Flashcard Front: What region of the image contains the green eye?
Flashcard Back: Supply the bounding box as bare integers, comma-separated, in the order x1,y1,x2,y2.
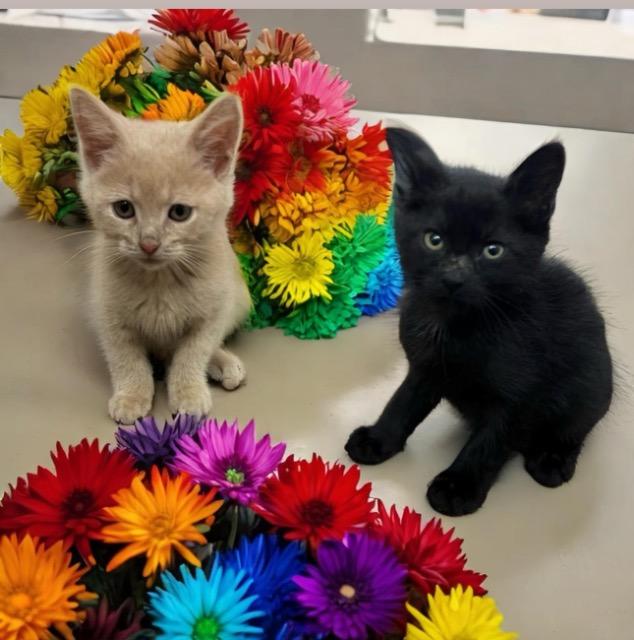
483,243,505,260
423,231,444,251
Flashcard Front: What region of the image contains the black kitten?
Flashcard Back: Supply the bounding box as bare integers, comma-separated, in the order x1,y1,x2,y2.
345,128,613,516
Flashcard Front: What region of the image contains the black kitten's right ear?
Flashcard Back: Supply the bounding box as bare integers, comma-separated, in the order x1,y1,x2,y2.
386,127,446,195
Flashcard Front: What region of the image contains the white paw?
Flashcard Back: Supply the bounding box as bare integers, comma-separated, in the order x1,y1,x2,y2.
109,392,153,425
169,382,213,418
209,355,246,391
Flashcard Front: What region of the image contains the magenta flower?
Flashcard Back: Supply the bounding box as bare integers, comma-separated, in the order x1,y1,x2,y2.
171,419,286,505
272,60,358,142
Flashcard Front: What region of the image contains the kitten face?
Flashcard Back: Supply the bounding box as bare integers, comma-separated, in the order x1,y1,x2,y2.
386,128,565,317
70,89,243,270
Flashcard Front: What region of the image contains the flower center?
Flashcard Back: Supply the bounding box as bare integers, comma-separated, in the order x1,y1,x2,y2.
62,489,95,518
193,616,221,640
235,160,253,181
301,93,321,114
300,499,334,527
6,591,33,615
257,107,273,127
292,257,317,280
339,584,356,599
225,467,245,485
148,514,173,539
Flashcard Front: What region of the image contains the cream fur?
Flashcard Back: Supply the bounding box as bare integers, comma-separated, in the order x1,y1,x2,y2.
70,88,250,424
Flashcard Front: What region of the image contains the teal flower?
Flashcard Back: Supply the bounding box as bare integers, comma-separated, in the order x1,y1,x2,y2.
149,561,263,639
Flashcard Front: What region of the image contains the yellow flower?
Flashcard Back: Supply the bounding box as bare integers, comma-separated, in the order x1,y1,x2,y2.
19,185,58,223
142,84,206,121
406,586,518,640
57,63,101,96
0,130,41,194
20,85,68,145
263,232,334,306
0,534,92,640
100,466,222,578
81,31,144,90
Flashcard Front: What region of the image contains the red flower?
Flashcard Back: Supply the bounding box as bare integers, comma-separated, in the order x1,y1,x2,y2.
233,142,293,225
0,439,136,563
253,454,375,548
287,140,340,193
372,501,487,597
230,67,302,149
149,9,249,40
340,122,393,188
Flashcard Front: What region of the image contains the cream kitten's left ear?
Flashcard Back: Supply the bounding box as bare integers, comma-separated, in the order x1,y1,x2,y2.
70,87,124,171
189,93,244,178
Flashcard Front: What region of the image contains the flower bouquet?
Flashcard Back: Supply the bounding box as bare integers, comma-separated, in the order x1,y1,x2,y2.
0,415,517,640
0,9,403,339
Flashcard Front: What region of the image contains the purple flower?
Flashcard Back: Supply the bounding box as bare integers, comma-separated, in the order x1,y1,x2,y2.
115,414,202,468
171,419,286,505
294,533,407,640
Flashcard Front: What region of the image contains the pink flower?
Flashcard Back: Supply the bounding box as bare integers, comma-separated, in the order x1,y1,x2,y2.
272,60,358,142
171,419,286,505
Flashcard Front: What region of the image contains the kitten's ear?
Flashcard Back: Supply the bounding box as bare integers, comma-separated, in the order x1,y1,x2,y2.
69,87,123,171
189,93,243,178
505,141,565,228
386,127,446,196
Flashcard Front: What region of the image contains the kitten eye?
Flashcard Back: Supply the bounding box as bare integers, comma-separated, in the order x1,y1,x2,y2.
483,243,505,260
112,200,135,219
168,203,193,222
423,231,444,251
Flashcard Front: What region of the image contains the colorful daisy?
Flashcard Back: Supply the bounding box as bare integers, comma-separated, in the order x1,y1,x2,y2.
273,60,357,142
20,84,68,145
149,560,262,639
406,586,518,640
295,533,407,639
100,466,222,577
172,418,286,505
0,130,42,194
0,439,136,564
142,83,206,121
253,454,375,548
0,534,92,640
149,8,250,41
19,184,59,223
262,232,335,307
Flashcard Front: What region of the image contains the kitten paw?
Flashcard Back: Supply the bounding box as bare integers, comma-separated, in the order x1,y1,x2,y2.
109,392,152,425
426,471,488,517
208,353,246,391
169,383,213,418
345,426,403,465
524,450,577,488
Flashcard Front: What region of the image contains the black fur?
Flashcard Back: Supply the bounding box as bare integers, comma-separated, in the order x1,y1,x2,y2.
345,129,613,516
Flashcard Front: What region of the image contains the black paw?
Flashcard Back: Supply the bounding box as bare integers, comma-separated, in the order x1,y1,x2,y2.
345,426,403,465
524,450,577,488
426,471,488,516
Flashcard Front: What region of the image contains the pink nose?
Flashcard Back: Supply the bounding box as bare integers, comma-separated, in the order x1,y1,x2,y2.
140,240,160,256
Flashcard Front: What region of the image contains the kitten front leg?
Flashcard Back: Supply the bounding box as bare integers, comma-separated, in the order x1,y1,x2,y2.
345,369,441,465
101,325,154,424
427,417,512,516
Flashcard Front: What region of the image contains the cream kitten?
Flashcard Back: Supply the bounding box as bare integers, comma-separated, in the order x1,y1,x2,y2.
70,88,250,424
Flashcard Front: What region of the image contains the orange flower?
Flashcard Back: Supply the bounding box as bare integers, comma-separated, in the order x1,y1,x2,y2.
142,84,206,121
100,466,221,578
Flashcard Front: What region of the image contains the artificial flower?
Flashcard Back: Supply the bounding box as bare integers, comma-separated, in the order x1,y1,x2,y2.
262,232,335,306
20,84,68,145
406,586,518,640
149,560,262,639
230,66,301,149
372,502,487,597
0,130,41,194
253,454,374,548
245,28,318,68
142,83,206,121
73,598,144,640
100,466,222,577
115,413,203,469
273,60,357,142
172,418,286,505
295,533,407,640
0,534,91,640
0,439,136,564
19,184,59,223
221,534,306,636
149,8,250,41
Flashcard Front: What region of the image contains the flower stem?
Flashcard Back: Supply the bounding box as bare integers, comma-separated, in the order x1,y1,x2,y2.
228,505,239,549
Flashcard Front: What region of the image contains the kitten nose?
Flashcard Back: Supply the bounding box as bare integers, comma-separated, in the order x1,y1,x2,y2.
139,240,160,255
441,274,464,293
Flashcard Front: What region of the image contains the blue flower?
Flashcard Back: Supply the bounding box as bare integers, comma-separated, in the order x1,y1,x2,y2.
149,560,263,639
115,413,202,468
220,534,307,639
